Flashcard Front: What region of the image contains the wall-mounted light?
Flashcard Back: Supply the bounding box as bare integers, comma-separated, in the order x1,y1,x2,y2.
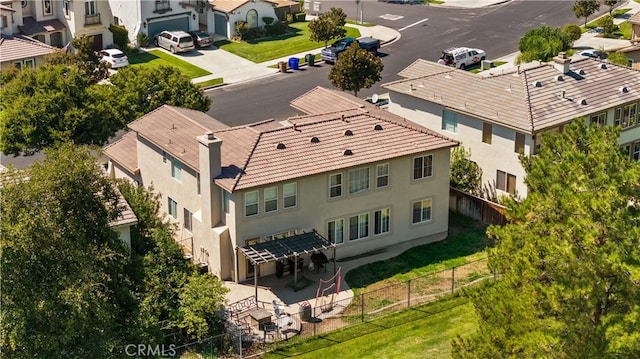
192,13,196,20
143,21,146,28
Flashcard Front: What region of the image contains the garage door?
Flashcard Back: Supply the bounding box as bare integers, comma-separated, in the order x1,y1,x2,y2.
214,13,227,37
147,16,190,38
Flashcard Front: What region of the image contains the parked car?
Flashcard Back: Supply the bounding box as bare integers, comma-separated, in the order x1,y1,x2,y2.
321,37,381,63
154,30,195,54
437,47,486,70
188,31,214,48
100,49,129,69
579,49,607,60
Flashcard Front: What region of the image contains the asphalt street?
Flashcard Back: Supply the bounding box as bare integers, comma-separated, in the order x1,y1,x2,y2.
206,0,603,126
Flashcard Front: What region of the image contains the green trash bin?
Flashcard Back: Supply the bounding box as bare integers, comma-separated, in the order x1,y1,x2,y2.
305,54,315,67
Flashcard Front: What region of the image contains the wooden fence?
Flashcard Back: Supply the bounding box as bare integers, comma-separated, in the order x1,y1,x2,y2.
449,187,506,226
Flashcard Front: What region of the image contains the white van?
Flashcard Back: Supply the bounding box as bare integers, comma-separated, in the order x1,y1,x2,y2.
154,31,195,54
437,47,486,70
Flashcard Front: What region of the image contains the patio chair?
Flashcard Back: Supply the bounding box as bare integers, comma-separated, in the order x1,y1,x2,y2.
272,299,288,317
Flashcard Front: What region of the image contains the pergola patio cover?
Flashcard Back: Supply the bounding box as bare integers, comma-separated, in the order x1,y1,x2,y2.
239,230,335,265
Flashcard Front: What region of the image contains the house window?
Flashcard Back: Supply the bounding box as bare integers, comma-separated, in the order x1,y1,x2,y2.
283,183,296,208
196,173,201,195
85,0,96,16
162,151,168,163
412,199,432,224
349,167,370,194
376,163,389,188
496,170,517,194
222,189,230,214
442,110,457,133
183,208,192,231
1,15,7,29
264,186,277,213
374,208,390,235
265,230,296,242
168,197,177,218
43,0,52,15
155,0,170,11
24,59,34,68
64,0,69,16
482,123,492,144
632,142,640,161
614,107,622,127
349,213,369,240
171,158,182,182
514,133,525,154
590,113,606,126
329,173,342,198
413,155,433,180
12,61,21,70
245,190,258,216
622,103,637,128
328,219,344,244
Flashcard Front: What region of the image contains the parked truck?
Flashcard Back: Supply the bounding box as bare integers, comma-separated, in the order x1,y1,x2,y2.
321,37,381,64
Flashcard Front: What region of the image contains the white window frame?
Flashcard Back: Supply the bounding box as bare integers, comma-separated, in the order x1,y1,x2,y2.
496,170,517,194
413,154,433,180
376,163,389,188
348,167,370,195
349,213,369,241
283,182,297,208
171,157,182,182
85,0,96,16
196,173,201,195
328,218,344,244
329,173,343,199
168,197,177,219
264,186,278,213
374,208,390,235
264,229,296,242
412,199,432,224
442,109,457,133
244,190,259,217
183,208,192,232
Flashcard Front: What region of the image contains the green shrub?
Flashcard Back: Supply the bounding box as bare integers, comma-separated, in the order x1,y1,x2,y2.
136,33,150,48
286,13,294,23
262,16,274,25
295,12,306,22
265,20,288,36
109,24,129,49
562,23,582,44
598,15,615,36
235,21,249,39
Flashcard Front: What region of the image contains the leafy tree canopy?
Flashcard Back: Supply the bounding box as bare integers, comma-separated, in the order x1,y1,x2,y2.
517,25,571,64
604,0,619,14
450,146,483,196
607,51,631,67
308,7,347,47
574,0,601,26
46,35,110,84
328,43,383,97
561,23,582,44
453,120,640,358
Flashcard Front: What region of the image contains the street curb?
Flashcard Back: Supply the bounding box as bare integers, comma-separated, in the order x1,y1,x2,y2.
428,0,511,9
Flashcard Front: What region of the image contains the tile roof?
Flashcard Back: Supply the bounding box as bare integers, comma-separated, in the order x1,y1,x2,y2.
110,185,138,228
0,34,57,62
397,59,453,79
116,100,457,193
290,86,372,115
208,0,279,13
127,105,229,171
103,131,139,174
18,16,66,36
629,11,640,25
384,58,640,133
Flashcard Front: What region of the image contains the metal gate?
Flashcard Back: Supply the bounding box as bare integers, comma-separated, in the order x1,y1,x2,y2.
147,16,190,38
214,13,227,37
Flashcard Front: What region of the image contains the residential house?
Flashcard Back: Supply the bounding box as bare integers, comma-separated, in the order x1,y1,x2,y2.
0,0,114,49
0,33,57,70
611,11,640,69
209,0,292,39
103,104,458,282
383,55,640,198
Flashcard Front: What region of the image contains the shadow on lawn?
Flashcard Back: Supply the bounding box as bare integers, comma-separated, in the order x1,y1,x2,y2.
344,212,492,289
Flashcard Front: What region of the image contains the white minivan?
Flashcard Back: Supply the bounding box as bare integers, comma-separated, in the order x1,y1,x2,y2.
154,31,195,54
437,47,486,70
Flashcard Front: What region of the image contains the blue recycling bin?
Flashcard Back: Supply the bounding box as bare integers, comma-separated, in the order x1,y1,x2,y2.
288,57,299,70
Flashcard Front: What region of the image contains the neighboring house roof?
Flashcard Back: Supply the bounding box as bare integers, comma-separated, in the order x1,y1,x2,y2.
110,185,138,228
0,34,57,62
127,105,229,171
290,86,374,115
103,132,139,175
119,100,458,193
383,57,640,133
628,11,640,25
397,59,452,79
209,0,279,13
18,16,66,36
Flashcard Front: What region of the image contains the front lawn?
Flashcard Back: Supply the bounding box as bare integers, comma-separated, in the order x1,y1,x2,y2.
127,50,211,78
214,22,361,63
263,294,477,359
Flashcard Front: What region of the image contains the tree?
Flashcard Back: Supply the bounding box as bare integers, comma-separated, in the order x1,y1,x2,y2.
329,43,383,97
0,64,210,157
1,143,137,358
607,51,631,66
450,146,483,196
604,0,619,15
516,25,571,64
452,120,640,358
46,35,110,84
308,7,347,47
598,14,616,37
561,23,582,45
573,0,601,26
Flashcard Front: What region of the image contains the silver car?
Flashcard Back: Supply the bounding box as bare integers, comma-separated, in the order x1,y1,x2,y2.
154,30,195,54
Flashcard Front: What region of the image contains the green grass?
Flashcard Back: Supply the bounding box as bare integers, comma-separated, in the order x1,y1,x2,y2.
127,50,211,78
213,22,361,63
612,8,631,18
344,213,490,290
615,21,632,40
195,77,223,88
346,19,375,27
263,294,477,359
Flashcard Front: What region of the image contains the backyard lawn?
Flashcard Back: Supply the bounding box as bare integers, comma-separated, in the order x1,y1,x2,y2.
127,50,212,79
214,22,362,63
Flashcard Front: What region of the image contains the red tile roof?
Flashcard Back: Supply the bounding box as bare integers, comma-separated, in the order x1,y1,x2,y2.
0,34,57,63
290,86,372,114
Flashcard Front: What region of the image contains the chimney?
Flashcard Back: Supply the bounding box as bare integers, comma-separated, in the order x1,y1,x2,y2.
198,131,222,178
552,52,571,74
197,131,223,235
